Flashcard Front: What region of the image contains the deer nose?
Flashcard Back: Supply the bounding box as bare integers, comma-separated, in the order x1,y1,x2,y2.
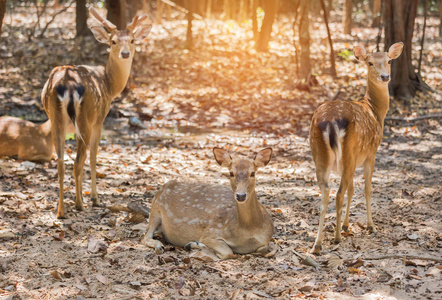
236,193,247,202
121,51,130,59
380,74,390,82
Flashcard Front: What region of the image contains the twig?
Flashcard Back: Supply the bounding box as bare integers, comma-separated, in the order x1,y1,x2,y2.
38,0,74,38
385,114,442,122
364,254,442,263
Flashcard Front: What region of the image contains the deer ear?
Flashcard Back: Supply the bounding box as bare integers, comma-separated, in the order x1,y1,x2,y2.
353,45,367,62
213,148,232,168
133,24,152,42
388,42,404,59
89,26,110,44
254,148,272,168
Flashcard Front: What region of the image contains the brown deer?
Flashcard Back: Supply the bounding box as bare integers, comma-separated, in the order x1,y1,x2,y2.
0,117,53,162
0,117,75,162
42,8,152,218
309,42,404,255
142,148,274,260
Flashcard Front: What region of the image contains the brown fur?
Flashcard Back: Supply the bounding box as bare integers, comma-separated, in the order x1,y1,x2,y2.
309,43,404,254
41,8,152,219
142,148,274,260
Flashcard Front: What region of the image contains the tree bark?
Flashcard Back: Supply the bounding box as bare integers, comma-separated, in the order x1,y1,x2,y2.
185,0,196,49
256,0,278,52
439,0,442,37
0,0,6,36
106,0,127,29
76,0,88,36
343,0,352,34
299,0,311,79
384,0,430,101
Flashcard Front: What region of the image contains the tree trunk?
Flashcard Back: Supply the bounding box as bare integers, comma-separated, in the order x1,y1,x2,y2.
439,0,442,37
252,0,258,41
256,0,278,52
343,0,352,34
106,0,127,29
299,0,311,79
185,0,196,49
76,0,88,36
384,0,429,101
0,0,6,36
372,0,381,27
320,0,336,77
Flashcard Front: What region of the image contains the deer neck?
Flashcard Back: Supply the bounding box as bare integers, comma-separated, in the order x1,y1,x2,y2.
365,78,390,124
104,54,133,99
236,190,263,228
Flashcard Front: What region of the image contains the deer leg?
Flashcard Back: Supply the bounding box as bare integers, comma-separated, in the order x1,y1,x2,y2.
311,168,331,255
200,237,235,260
335,166,355,243
342,179,354,232
73,129,91,211
142,206,164,253
53,124,66,219
364,159,376,233
90,126,102,207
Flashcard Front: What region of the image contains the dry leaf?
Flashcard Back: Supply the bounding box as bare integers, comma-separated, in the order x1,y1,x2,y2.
0,231,15,239
50,270,63,281
96,273,108,284
128,213,146,224
108,204,130,213
87,237,108,254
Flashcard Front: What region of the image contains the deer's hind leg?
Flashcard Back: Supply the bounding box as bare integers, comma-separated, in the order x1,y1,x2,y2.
142,204,165,252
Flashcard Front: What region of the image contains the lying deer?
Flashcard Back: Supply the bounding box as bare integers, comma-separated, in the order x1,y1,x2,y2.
0,116,53,162
41,8,152,218
142,148,274,260
309,42,404,254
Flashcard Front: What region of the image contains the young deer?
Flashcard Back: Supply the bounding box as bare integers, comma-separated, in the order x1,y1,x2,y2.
142,148,274,260
0,116,53,162
42,8,152,218
309,43,403,255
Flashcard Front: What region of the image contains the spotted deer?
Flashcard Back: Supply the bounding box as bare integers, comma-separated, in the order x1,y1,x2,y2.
0,117,53,162
309,42,404,254
142,148,274,259
42,8,152,218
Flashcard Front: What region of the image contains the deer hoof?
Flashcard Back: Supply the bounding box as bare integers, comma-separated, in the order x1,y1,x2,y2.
367,226,377,233
342,225,349,232
75,204,85,211
91,198,102,207
334,236,342,244
310,244,322,255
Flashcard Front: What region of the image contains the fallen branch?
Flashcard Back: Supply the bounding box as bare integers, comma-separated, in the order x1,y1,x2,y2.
364,254,442,263
385,114,442,122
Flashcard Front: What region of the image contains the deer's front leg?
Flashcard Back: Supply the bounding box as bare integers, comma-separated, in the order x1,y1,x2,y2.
364,159,376,233
200,237,235,260
90,126,102,207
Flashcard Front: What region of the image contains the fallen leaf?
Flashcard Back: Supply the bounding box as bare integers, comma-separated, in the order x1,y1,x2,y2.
96,273,108,284
87,237,108,254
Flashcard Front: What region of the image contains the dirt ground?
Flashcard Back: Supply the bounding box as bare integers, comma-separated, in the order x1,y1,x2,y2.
1,5,441,300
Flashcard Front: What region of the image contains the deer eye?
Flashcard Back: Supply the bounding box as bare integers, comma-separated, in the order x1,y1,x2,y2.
388,60,392,64
229,171,234,177
130,39,134,44
368,62,374,66
250,172,255,177
111,40,117,45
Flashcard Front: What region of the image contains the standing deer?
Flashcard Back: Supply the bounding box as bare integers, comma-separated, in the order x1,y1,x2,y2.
142,148,274,260
309,43,403,254
42,8,152,218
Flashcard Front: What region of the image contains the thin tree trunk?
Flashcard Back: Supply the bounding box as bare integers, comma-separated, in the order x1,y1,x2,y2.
206,0,212,19
252,0,258,41
256,0,278,52
320,0,336,78
0,0,6,36
299,0,311,79
185,0,195,49
418,0,428,75
438,0,442,37
156,0,164,23
372,0,381,27
76,0,88,36
106,0,127,29
343,0,352,34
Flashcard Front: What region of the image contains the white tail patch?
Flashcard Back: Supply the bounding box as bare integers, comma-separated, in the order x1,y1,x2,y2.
57,90,69,102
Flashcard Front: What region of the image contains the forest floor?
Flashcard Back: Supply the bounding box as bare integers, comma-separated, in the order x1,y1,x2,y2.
0,5,441,300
